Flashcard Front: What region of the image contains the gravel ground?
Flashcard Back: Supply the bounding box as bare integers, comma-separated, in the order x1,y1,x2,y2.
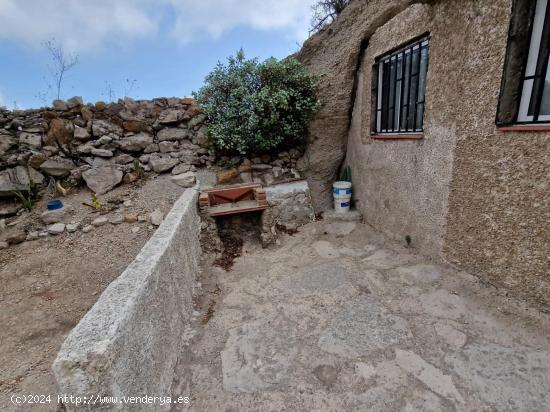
0,174,185,412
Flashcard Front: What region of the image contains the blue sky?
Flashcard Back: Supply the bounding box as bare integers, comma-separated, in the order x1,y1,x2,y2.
0,0,314,109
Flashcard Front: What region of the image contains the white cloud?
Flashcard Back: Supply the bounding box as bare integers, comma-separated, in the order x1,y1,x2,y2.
164,0,314,44
0,0,314,53
0,0,159,52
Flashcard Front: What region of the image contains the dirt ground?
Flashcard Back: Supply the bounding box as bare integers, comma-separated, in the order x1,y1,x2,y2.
0,174,185,412
179,218,550,411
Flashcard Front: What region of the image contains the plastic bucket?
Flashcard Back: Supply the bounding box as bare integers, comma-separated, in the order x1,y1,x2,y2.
47,199,63,211
333,181,352,213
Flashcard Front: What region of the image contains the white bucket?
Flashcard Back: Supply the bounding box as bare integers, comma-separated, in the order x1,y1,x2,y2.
333,181,352,213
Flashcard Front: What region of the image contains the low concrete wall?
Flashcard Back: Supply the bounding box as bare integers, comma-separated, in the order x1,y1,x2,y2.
265,180,316,227
52,186,200,410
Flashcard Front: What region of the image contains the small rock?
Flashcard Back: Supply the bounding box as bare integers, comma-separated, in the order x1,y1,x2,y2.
123,200,133,207
217,168,239,184
6,230,26,244
171,172,196,188
131,227,140,234
124,213,138,223
39,158,75,177
66,223,79,233
48,223,66,235
118,132,153,152
149,156,179,173
74,126,90,141
26,231,39,241
171,163,191,175
150,209,164,226
38,231,49,237
0,241,8,249
40,207,67,224
92,216,108,226
66,96,84,108
91,148,114,158
109,214,124,225
82,166,123,194
251,163,272,171
19,132,42,149
138,215,147,223
82,225,94,233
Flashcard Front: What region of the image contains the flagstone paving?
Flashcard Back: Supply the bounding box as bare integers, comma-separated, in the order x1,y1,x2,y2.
173,219,550,411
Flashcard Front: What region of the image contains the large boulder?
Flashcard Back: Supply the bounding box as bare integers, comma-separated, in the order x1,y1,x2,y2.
0,166,30,197
45,118,74,145
82,166,123,194
39,158,75,177
157,128,189,141
118,132,153,152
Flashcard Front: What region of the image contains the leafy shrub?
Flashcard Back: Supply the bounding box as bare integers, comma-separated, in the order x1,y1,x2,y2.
194,49,321,156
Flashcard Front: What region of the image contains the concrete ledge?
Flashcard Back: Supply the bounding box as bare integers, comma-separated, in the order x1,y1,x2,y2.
52,186,200,410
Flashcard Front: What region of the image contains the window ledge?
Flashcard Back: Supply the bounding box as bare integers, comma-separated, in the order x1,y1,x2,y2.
371,133,424,140
497,125,550,132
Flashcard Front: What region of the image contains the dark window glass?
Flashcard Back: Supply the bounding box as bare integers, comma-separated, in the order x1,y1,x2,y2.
375,37,430,133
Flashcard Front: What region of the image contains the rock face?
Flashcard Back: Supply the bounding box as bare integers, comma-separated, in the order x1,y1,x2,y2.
82,166,123,194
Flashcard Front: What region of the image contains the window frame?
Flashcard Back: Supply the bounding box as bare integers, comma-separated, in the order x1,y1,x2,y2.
372,35,430,135
516,0,550,123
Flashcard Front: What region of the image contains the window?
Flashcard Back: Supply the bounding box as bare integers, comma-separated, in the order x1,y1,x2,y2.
517,0,550,123
373,36,430,134
497,0,550,126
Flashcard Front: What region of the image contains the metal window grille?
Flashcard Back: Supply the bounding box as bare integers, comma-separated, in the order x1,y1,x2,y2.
375,37,430,133
517,0,550,123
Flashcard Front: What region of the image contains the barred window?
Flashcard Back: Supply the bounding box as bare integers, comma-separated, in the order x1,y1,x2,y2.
517,0,550,123
374,37,430,134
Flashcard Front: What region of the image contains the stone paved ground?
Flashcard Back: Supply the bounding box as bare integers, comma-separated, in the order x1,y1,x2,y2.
175,218,550,411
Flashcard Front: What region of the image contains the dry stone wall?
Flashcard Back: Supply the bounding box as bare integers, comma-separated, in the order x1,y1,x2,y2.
0,97,210,198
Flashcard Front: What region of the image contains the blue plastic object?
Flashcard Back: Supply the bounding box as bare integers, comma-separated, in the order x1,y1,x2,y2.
47,199,63,211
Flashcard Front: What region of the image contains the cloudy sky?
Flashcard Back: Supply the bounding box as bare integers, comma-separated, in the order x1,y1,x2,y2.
0,0,315,109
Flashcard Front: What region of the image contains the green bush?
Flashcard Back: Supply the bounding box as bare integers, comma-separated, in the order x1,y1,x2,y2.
194,49,321,156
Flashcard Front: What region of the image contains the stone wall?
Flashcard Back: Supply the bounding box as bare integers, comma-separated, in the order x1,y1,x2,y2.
52,186,200,411
0,97,210,198
0,96,307,208
300,0,550,309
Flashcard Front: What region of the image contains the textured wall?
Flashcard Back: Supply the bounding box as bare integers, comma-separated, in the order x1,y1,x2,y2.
296,0,423,211
443,0,550,309
52,187,200,410
310,0,549,309
346,2,461,256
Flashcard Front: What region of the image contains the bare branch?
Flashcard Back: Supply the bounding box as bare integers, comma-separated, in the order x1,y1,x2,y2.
310,0,352,34
43,39,79,100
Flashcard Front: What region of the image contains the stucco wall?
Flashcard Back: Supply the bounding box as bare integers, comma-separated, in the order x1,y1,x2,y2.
52,186,200,410
314,0,549,308
443,1,550,309
296,0,425,211
347,2,462,256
